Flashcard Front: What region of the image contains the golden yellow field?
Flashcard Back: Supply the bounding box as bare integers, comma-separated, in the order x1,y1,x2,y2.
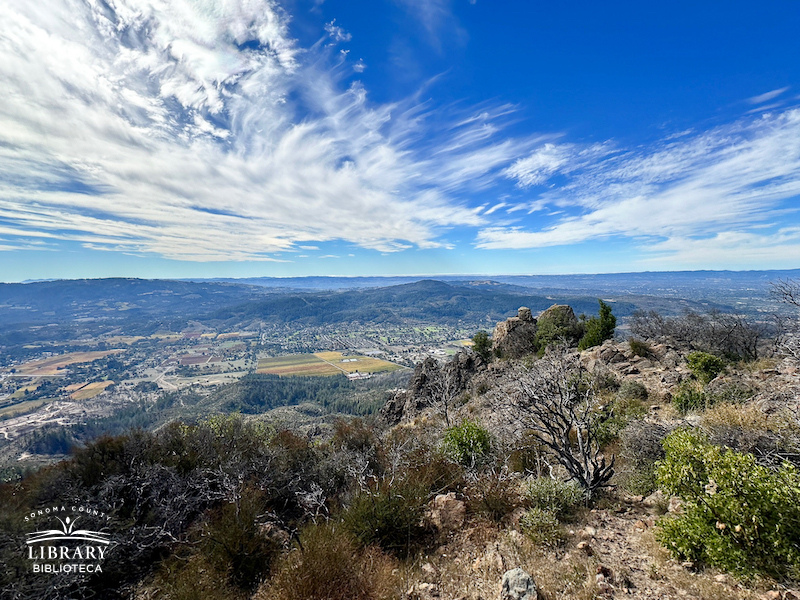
314,352,402,374
256,354,341,377
69,381,115,400
256,352,402,377
217,332,242,340
13,350,123,376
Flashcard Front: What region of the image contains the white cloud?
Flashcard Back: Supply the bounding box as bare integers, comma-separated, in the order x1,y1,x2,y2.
483,202,507,215
324,19,352,43
506,142,612,188
478,109,800,253
393,0,467,49
0,0,535,262
505,143,570,187
353,59,366,73
747,87,789,105
640,228,800,269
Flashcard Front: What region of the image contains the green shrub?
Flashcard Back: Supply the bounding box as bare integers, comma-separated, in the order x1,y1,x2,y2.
592,370,621,394
628,338,653,358
672,382,708,414
656,429,800,580
262,523,399,600
519,507,563,546
153,552,238,600
442,420,492,468
342,484,429,558
595,388,648,447
524,477,583,519
686,351,726,384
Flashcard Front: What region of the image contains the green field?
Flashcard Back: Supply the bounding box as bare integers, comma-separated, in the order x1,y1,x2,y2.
0,398,50,418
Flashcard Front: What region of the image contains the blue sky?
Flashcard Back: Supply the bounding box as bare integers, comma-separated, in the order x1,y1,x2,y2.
1,0,799,281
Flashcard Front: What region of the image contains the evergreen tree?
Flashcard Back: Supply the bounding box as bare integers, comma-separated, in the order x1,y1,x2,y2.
578,300,616,350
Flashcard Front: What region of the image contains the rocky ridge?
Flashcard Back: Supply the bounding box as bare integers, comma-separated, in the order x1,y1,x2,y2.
386,307,800,600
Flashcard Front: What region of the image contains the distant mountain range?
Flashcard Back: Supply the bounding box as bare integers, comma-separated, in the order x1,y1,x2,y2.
212,279,638,327
1,270,796,348
186,268,800,296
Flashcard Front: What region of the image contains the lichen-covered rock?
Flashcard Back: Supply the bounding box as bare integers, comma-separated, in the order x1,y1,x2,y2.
500,567,537,600
492,307,538,359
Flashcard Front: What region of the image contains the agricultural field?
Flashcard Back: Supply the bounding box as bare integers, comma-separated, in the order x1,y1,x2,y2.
7,350,123,376
66,381,116,400
256,354,342,377
257,352,402,377
0,398,49,419
102,335,146,345
314,351,402,375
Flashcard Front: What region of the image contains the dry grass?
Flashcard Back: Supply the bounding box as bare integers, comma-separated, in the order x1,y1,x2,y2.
102,335,146,345
413,524,599,600
0,398,49,418
701,402,799,435
255,523,401,600
640,531,769,600
740,357,779,373
7,382,43,399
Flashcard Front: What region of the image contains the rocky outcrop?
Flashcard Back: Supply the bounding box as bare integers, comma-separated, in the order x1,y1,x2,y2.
379,350,484,426
580,339,694,399
492,307,538,359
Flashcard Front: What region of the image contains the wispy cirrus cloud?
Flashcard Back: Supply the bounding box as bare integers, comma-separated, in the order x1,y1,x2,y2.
0,0,534,262
747,87,789,105
478,108,800,257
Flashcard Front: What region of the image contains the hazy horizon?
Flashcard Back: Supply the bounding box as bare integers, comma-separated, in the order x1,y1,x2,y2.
5,267,800,286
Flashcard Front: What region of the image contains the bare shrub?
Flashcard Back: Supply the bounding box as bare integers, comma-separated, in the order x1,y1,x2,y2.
772,278,800,360
466,466,519,522
619,420,673,496
630,309,767,360
701,403,800,468
494,346,614,499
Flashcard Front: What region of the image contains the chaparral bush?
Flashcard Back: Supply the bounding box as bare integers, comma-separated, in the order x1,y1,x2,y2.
686,351,726,384
442,420,493,468
656,428,800,581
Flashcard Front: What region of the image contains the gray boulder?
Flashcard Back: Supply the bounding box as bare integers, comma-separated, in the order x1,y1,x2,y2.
500,567,538,600
492,307,538,359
